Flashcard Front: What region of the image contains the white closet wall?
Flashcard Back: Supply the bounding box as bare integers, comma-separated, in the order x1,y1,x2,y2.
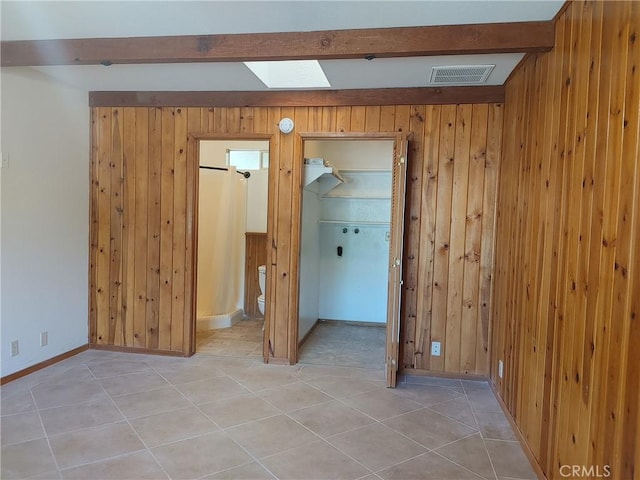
299,140,393,337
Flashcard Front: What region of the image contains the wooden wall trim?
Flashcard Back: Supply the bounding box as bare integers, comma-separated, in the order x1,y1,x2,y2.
1,22,555,67
89,344,190,357
88,87,505,108
0,345,89,385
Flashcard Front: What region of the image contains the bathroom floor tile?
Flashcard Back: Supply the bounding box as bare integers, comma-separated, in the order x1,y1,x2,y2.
196,318,264,358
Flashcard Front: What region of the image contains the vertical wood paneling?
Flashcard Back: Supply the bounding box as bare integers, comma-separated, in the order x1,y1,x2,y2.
95,108,111,344
401,105,426,370
122,108,136,346
146,108,162,349
171,107,187,351
492,2,640,478
430,105,456,372
91,102,502,372
133,108,149,348
159,108,175,350
413,105,441,371
89,109,99,344
244,233,268,317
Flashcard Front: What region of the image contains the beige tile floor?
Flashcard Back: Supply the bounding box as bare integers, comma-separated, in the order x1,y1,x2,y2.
1,349,537,480
298,322,386,369
196,318,264,357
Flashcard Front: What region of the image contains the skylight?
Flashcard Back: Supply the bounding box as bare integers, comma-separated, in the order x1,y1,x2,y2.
244,60,330,89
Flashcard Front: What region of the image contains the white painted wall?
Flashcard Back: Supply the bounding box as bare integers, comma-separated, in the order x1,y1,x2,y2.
304,140,392,170
301,140,393,325
200,140,269,233
1,68,89,376
318,223,390,323
298,189,321,341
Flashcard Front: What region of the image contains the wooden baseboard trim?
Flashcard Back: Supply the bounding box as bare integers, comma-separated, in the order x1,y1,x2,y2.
0,344,89,385
89,344,190,357
489,379,547,480
400,368,488,381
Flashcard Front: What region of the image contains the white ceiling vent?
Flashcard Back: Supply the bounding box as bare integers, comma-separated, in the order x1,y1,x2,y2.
429,65,496,85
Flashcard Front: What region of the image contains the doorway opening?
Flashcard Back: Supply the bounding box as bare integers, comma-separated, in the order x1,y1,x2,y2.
195,139,270,358
296,134,407,386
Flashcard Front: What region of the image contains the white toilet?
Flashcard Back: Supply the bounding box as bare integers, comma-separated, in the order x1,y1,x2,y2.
257,265,266,316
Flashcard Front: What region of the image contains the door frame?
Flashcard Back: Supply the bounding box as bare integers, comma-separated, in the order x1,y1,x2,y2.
186,133,274,358
291,132,410,386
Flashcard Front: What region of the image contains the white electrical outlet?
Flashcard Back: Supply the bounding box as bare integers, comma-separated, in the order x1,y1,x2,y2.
498,360,504,378
41,331,48,347
11,340,19,357
431,341,441,356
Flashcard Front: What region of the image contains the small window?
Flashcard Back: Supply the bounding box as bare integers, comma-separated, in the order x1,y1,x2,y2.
227,150,269,170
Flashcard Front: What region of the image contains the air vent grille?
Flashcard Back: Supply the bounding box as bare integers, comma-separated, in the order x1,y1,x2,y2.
429,65,495,85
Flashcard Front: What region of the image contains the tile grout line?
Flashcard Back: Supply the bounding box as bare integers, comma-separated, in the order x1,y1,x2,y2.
464,383,501,480
148,360,283,480
30,378,64,479
82,361,174,480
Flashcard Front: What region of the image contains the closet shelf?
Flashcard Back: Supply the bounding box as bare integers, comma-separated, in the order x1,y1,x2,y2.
319,220,390,227
303,165,345,195
322,195,391,199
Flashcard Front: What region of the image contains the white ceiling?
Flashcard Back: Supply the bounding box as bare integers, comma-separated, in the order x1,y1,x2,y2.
0,1,564,92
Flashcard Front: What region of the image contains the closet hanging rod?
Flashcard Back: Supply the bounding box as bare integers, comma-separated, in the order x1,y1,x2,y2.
199,165,251,178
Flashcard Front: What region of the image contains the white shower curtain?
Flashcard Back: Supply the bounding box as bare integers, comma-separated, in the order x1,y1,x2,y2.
197,167,247,317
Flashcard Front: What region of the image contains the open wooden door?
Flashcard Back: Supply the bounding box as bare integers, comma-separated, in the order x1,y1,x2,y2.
386,134,409,388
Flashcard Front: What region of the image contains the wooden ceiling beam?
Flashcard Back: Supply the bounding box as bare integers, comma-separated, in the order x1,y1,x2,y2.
88,86,505,108
2,21,554,67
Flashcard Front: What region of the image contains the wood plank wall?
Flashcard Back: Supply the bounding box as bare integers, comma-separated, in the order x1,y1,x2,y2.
491,1,640,478
244,233,267,318
90,103,502,374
